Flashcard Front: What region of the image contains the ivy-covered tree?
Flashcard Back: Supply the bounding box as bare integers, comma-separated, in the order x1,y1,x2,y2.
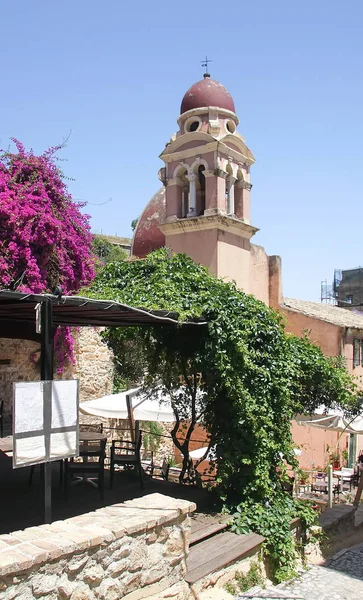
88,248,357,484
0,139,96,368
131,217,139,232
92,236,127,270
87,248,359,580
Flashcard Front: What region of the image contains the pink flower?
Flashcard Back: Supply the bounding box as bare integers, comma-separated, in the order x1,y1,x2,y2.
0,140,97,370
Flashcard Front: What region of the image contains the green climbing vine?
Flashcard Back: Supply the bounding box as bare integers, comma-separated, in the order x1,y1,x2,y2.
86,248,359,581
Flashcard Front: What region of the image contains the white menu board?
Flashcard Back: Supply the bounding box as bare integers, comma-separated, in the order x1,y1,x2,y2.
51,380,78,429
14,382,44,433
13,380,79,468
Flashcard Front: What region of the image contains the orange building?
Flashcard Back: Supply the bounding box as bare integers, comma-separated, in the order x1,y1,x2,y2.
132,73,363,470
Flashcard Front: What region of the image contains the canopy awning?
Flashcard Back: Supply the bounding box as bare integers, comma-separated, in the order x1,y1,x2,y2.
0,290,207,341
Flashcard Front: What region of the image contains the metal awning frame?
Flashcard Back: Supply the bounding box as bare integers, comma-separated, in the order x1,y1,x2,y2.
0,289,207,523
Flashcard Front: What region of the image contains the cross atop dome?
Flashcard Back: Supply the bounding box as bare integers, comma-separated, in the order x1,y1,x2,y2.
201,55,212,77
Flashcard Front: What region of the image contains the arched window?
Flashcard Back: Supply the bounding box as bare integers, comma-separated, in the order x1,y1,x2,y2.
174,167,189,218
196,165,206,216
225,164,235,214
182,178,189,218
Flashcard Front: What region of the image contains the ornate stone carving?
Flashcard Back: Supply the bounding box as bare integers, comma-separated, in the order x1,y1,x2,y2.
158,168,167,185
237,180,252,190
213,168,228,179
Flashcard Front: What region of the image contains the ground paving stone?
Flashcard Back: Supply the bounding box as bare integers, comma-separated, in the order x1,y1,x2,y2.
235,542,363,599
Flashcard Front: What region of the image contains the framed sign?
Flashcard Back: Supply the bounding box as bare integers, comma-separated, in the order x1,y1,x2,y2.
13,380,79,468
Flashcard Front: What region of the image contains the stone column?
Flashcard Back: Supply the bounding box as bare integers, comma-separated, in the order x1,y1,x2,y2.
226,176,237,215
187,173,197,217
165,179,183,220
235,181,252,222
204,169,227,214
268,255,283,309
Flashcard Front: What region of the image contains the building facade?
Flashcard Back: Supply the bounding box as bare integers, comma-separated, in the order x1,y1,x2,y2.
335,267,363,311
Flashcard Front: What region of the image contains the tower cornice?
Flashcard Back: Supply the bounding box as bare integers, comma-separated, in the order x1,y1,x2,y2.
160,139,254,166
160,212,258,240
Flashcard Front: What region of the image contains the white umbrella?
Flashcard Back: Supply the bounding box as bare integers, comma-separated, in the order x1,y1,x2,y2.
80,388,175,423
189,446,216,460
296,408,363,434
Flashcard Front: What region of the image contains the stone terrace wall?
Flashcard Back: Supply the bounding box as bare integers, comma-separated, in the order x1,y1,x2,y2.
0,328,114,423
0,493,195,600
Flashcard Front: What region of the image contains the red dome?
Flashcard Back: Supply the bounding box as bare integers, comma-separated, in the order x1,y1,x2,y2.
180,75,235,115
131,187,166,258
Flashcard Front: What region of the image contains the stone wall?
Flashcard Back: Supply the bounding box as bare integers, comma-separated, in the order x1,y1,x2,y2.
0,328,114,426
70,328,114,402
0,493,195,600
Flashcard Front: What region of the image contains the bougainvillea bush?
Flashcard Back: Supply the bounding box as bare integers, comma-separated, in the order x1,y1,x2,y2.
0,139,95,293
0,140,96,369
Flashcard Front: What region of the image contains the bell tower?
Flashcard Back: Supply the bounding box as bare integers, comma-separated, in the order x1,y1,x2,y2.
158,73,259,293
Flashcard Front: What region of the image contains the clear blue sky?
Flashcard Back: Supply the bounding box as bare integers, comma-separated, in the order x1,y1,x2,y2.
2,0,363,302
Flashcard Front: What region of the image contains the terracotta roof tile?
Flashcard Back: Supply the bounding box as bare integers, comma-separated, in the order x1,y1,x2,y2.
283,297,363,330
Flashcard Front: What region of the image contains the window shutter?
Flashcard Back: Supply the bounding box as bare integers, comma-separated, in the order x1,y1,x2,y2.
353,338,360,368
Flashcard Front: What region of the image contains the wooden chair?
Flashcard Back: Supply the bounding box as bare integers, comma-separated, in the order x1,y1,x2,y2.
281,476,294,496
340,467,355,491
79,423,103,433
110,433,143,489
353,467,360,488
141,452,170,481
64,438,106,501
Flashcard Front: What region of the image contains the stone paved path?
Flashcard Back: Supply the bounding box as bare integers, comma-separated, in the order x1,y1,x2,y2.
236,542,363,599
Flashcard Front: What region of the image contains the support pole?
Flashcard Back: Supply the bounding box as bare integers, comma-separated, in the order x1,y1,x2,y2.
328,465,333,509
126,395,135,443
354,469,363,506
349,433,356,468
40,300,54,524
135,420,140,445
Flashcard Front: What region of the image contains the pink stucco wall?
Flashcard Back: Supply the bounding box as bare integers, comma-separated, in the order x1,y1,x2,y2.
281,311,361,469
281,309,342,358
249,244,270,305
216,232,251,291
292,421,349,471
165,229,218,275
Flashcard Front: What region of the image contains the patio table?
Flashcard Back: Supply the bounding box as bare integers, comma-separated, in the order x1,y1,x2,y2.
0,437,13,455
312,477,340,494
333,469,354,492
0,432,106,453
0,432,107,469
312,479,329,493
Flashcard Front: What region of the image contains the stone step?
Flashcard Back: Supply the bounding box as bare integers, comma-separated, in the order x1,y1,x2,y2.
319,504,355,530
185,531,265,585
190,517,229,546
236,586,303,598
